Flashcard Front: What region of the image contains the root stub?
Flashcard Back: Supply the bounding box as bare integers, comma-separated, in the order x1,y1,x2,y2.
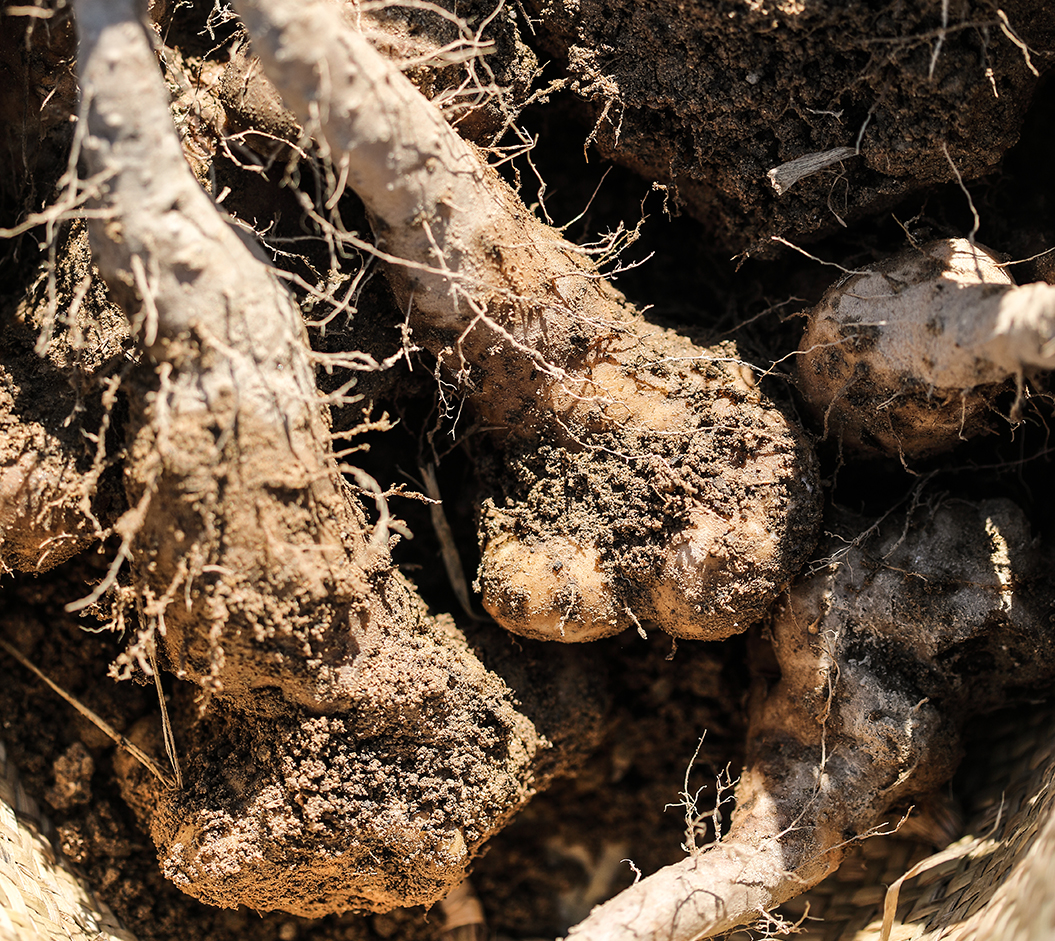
797,238,1055,460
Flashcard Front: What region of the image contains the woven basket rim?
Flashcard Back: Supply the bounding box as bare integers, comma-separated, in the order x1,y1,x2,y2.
3,702,1054,941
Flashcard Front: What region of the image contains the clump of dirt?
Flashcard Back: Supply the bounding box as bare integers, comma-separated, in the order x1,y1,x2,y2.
116,605,610,917
0,222,128,574
526,0,1052,251
0,3,78,238
476,334,820,642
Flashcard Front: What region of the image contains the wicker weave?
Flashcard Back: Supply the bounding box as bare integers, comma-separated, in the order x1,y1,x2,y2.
2,703,1053,941
0,741,137,941
768,702,1055,941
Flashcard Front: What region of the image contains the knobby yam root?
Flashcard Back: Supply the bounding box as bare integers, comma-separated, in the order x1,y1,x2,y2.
566,498,1055,941
75,0,603,915
797,238,1055,459
116,615,605,916
0,338,101,573
0,224,127,574
234,0,822,644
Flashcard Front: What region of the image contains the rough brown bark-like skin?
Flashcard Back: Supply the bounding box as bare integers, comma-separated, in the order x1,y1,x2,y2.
116,613,608,917
0,222,128,574
0,332,101,572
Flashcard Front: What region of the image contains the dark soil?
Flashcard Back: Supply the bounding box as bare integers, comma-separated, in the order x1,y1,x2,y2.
2,1,1055,940
527,0,1055,253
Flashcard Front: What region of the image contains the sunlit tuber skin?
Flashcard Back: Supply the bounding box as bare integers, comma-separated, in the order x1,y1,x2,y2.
233,0,822,644
797,238,1055,459
76,0,604,915
566,498,1055,941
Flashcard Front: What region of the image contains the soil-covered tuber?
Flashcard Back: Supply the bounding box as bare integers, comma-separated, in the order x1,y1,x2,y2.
567,497,1055,940
75,0,605,916
7,0,1054,936
233,0,822,644
0,337,102,573
0,224,126,574
797,238,1055,459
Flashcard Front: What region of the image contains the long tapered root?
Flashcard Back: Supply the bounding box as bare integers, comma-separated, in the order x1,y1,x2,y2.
233,0,822,644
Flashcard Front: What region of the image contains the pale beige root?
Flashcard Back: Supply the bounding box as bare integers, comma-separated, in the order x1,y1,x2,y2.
232,0,821,644
76,0,605,915
797,238,1055,459
566,497,1055,941
78,0,382,709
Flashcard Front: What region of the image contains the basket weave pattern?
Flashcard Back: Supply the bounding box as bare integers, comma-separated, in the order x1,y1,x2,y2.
2,704,1053,941
774,703,1055,941
0,741,136,941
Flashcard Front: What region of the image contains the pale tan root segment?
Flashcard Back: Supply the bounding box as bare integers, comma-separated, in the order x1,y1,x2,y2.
234,0,822,645
798,238,1055,459
567,498,1055,940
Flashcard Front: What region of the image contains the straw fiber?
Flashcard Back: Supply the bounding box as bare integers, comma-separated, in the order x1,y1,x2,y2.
0,741,136,941
1,702,1053,941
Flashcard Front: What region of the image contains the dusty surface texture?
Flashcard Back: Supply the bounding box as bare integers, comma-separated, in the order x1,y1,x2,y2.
0,222,128,573
0,0,1054,939
796,239,1016,459
116,612,608,917
0,574,742,941
227,0,824,649
475,333,820,642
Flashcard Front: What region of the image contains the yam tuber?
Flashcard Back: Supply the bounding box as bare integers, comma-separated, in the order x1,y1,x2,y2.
0,228,125,574
797,238,1055,459
75,0,604,915
5,0,1055,935
233,0,821,644
567,497,1055,940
